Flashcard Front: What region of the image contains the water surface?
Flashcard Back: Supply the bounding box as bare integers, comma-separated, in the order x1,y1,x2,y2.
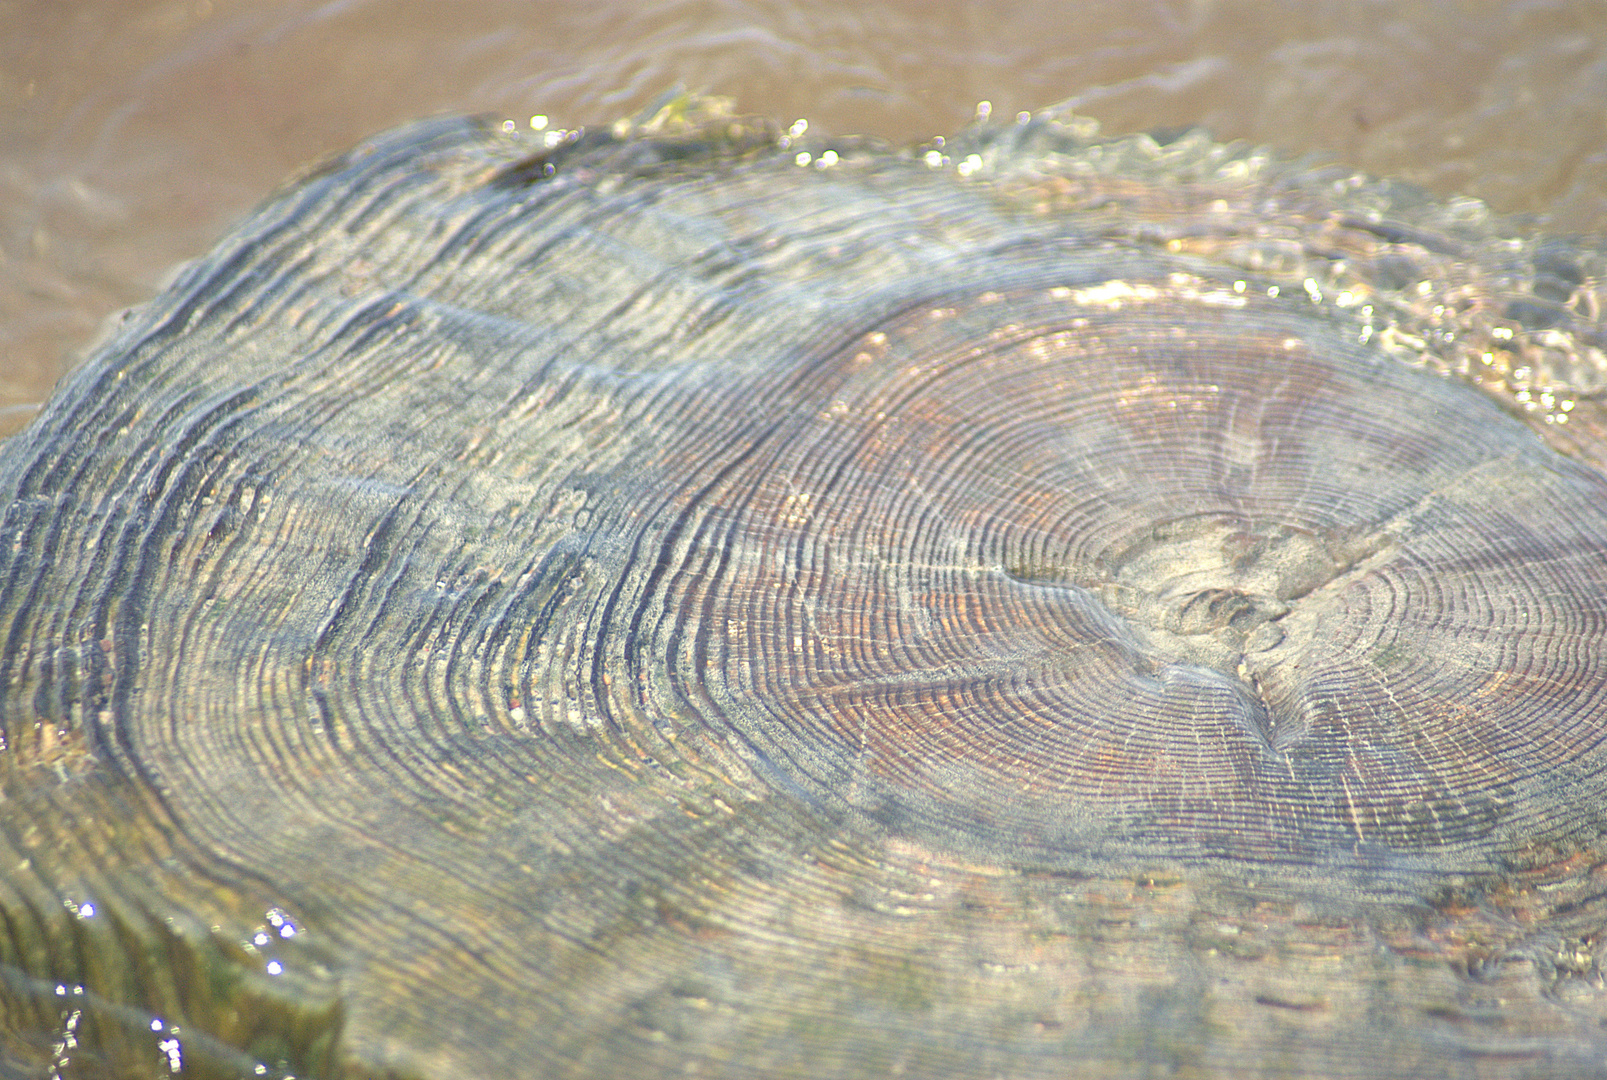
2,0,1604,436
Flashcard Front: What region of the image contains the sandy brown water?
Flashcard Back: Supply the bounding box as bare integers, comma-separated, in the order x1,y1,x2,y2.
1,0,1604,438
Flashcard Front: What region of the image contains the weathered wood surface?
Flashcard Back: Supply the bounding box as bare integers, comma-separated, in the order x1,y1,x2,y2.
2,101,1607,1078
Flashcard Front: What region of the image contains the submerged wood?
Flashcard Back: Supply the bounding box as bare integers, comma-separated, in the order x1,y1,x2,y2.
2,97,1607,1078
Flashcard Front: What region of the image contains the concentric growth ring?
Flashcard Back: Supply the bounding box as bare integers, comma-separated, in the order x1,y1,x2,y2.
4,110,1607,1078
628,278,1607,863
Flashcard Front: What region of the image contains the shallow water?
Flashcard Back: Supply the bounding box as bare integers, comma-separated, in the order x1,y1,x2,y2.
1,0,1604,436
1,5,1606,1077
